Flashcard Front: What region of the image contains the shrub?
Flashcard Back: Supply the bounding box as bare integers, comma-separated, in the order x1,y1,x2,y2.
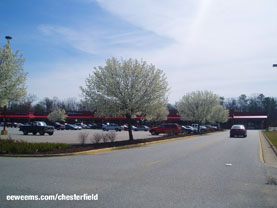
105,132,116,143
91,133,102,144
78,132,89,145
102,133,109,143
0,138,71,154
91,132,117,144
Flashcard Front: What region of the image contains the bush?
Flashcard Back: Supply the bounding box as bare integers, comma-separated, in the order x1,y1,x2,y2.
91,133,102,144
105,132,116,142
78,132,89,145
91,132,117,144
0,138,71,154
102,133,109,143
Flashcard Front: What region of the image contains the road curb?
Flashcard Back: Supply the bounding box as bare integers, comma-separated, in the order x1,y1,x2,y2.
261,131,277,157
258,132,265,164
0,131,223,158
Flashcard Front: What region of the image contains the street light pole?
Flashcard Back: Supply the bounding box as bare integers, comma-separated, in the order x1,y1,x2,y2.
5,36,12,43
1,36,12,135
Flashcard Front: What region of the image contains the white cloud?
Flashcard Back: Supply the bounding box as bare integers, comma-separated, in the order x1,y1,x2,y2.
38,23,170,57
38,25,99,54
94,0,277,102
32,0,277,103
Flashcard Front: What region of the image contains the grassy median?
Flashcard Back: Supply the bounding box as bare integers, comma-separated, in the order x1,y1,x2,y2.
0,138,72,154
263,131,277,149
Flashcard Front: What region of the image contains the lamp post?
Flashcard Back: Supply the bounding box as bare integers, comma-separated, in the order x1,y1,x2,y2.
5,36,12,43
1,36,12,135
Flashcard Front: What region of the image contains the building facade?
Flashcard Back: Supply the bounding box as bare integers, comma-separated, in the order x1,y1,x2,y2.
0,109,268,129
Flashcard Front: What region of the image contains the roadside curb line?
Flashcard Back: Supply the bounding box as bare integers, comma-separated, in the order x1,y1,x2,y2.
259,131,265,164
261,131,277,158
0,131,223,158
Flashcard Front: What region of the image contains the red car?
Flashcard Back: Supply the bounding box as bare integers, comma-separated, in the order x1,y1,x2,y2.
230,125,247,137
149,123,182,135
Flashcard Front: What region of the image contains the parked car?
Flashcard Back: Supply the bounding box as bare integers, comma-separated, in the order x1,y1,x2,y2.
205,124,218,131
65,124,81,130
102,123,122,131
17,123,24,128
121,124,128,131
133,125,149,131
53,122,65,130
75,123,88,129
96,123,104,129
181,125,197,134
230,125,247,137
87,123,98,129
87,123,104,129
6,122,18,128
19,121,54,135
191,124,207,133
149,123,182,135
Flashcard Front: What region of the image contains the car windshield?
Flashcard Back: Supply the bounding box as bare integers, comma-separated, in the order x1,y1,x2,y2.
231,125,243,129
37,122,47,126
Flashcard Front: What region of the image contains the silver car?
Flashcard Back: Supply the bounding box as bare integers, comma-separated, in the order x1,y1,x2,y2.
102,123,122,131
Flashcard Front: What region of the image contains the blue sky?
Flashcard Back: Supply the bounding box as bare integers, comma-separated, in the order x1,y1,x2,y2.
1,0,277,103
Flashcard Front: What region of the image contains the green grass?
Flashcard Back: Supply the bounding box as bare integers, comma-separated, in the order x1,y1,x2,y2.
0,138,72,154
263,131,277,149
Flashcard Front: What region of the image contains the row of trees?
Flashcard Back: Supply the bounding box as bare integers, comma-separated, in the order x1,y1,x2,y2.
224,94,276,112
223,94,277,125
8,96,85,114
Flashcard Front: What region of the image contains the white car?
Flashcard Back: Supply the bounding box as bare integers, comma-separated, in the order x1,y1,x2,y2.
191,124,207,132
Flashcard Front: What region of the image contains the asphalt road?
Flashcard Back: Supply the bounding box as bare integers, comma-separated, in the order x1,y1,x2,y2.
0,127,160,144
1,130,276,208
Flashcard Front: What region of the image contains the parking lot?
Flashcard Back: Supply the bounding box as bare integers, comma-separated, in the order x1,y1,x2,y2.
0,127,161,144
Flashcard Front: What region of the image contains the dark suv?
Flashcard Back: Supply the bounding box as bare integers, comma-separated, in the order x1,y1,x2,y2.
149,123,182,135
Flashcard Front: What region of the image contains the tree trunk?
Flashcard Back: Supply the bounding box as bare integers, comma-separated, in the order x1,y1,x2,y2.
126,114,134,141
197,121,201,134
217,123,221,131
3,105,7,131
